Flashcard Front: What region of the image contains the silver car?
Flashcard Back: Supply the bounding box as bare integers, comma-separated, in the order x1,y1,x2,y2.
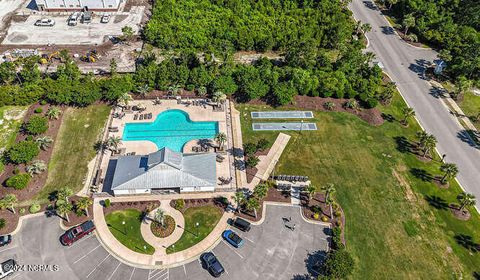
34,18,55,26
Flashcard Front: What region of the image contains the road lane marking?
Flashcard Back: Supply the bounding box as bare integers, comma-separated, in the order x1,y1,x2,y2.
86,254,110,278
129,267,136,280
106,261,121,280
73,244,101,264
221,240,244,259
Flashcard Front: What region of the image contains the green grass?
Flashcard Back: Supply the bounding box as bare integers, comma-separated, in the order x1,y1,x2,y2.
166,205,223,254
237,94,480,279
458,92,480,130
105,209,155,255
0,106,27,150
29,104,110,204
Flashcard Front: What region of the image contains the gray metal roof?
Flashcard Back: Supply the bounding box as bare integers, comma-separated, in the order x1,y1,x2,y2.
111,148,216,190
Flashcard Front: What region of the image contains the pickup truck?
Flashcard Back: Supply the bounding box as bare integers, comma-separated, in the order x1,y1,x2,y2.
60,220,95,246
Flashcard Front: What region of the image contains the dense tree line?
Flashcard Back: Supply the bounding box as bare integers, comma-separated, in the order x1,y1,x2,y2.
145,0,353,53
386,0,480,82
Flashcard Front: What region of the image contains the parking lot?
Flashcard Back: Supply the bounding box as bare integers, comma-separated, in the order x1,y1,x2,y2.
1,204,329,280
1,6,144,45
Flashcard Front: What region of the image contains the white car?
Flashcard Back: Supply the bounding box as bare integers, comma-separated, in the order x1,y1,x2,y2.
101,13,111,23
34,18,55,26
0,259,15,279
68,12,80,26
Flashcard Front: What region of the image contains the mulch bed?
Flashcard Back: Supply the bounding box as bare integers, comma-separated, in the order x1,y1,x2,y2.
245,148,271,183
433,176,450,189
0,103,65,202
62,195,95,228
235,187,291,222
170,197,227,213
247,95,384,126
450,206,471,221
0,203,50,235
150,215,176,238
102,200,161,216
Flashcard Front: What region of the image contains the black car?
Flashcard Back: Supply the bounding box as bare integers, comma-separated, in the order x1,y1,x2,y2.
232,217,251,232
0,235,11,247
201,252,225,277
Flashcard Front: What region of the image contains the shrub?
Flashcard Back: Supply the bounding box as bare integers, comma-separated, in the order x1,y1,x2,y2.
34,107,43,113
186,84,195,91
331,226,345,250
104,199,111,208
40,100,47,105
243,142,257,156
174,199,185,210
322,249,354,279
246,156,260,168
6,141,40,164
29,203,41,213
313,213,320,220
365,98,378,108
13,168,20,175
256,138,269,151
324,101,335,110
25,135,33,141
19,208,26,214
0,218,5,229
25,116,48,135
6,173,31,190
334,211,342,217
321,216,329,222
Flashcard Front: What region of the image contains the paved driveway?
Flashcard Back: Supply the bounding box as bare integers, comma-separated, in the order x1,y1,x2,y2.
1,205,328,280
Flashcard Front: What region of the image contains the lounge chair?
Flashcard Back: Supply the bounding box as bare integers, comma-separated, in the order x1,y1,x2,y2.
139,114,144,120
148,113,152,119
134,114,138,120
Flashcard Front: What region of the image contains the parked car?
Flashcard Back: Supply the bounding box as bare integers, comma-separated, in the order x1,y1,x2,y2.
82,11,92,24
60,220,95,246
232,217,251,232
68,12,80,26
34,18,55,26
201,252,224,278
222,229,244,248
0,235,11,247
101,13,111,23
0,259,15,279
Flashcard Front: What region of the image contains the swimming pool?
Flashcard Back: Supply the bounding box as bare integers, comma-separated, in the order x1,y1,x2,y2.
122,109,219,152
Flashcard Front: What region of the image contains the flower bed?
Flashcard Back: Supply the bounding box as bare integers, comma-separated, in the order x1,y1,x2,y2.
150,215,176,238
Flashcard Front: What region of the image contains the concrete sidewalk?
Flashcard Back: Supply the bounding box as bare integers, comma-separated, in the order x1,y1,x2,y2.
93,198,233,269
246,133,291,189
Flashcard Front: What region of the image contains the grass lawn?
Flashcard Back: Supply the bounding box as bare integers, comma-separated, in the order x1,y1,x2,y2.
166,205,223,254
237,94,480,279
105,209,155,255
458,92,480,130
31,104,110,204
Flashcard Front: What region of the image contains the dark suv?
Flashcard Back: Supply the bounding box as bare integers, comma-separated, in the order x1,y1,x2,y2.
201,252,224,277
60,220,95,246
0,235,11,247
232,217,251,232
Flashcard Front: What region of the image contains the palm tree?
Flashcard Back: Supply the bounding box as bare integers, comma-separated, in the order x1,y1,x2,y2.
402,13,415,35
106,136,121,151
197,86,207,97
452,76,472,101
361,23,372,34
325,196,335,218
321,183,336,217
212,91,226,106
253,184,268,199
246,197,260,219
324,101,335,110
118,92,133,106
57,186,74,203
232,191,245,212
457,192,476,212
136,84,150,97
305,185,317,200
154,208,165,226
168,85,181,96
57,202,73,222
76,197,92,217
440,163,458,184
215,132,227,151
26,160,47,176
36,136,53,150
344,100,359,110
422,135,437,158
46,107,61,120
402,107,415,125
416,131,429,148
0,194,18,214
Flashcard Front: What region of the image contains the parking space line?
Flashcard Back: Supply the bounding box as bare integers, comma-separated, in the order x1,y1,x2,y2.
66,234,95,249
86,254,110,278
244,237,255,243
0,246,16,254
73,244,101,264
183,264,187,275
129,267,136,280
221,240,244,259
149,269,165,279
106,261,121,280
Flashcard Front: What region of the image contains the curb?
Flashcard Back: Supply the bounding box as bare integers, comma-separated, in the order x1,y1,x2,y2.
9,212,46,236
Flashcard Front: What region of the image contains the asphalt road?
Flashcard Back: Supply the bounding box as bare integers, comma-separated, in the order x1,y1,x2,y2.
0,205,328,280
349,0,480,206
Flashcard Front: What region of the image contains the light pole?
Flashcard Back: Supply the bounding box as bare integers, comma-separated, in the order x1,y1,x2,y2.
195,222,200,237
300,120,304,135
122,221,126,235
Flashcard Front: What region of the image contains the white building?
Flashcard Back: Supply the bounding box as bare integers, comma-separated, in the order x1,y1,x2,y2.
35,0,122,11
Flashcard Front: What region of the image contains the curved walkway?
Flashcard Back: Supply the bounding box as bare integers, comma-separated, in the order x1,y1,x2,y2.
140,200,185,257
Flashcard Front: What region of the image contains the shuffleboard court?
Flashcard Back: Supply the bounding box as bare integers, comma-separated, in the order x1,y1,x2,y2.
251,111,314,119
252,122,317,131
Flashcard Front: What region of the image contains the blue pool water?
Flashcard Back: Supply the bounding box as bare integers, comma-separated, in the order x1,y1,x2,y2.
122,109,219,152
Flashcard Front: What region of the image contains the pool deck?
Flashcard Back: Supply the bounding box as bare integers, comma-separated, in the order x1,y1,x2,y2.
96,99,237,192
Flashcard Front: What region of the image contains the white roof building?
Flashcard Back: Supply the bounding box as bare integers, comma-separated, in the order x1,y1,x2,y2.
35,0,122,11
